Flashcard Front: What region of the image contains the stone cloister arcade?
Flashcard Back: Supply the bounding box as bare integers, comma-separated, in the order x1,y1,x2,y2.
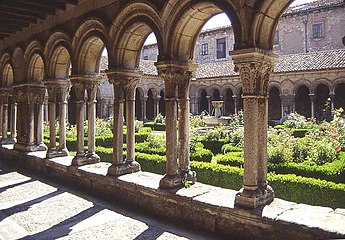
0,0,306,211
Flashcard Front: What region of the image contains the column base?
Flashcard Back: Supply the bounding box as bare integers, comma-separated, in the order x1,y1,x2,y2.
107,160,141,176
46,148,69,159
159,174,183,189
36,143,48,151
1,138,16,145
71,154,100,166
179,169,197,185
14,143,44,152
235,185,274,209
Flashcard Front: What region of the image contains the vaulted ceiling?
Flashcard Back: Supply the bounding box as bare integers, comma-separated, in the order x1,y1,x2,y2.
0,0,79,40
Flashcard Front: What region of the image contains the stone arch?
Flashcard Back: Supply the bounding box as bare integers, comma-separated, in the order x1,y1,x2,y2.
72,18,111,75
311,78,332,94
197,87,208,114
293,79,312,95
11,47,25,84
331,77,345,94
268,82,282,95
24,41,46,82
162,0,242,61
252,1,291,50
268,86,281,121
109,2,163,69
280,79,294,95
44,31,73,79
209,85,222,99
0,53,13,86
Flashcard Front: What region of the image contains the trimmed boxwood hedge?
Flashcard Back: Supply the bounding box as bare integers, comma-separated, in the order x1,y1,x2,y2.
221,143,243,154
143,122,166,131
190,148,213,162
94,147,345,208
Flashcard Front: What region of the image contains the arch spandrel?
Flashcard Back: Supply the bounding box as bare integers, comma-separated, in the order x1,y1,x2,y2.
293,79,312,94
72,18,111,75
312,78,332,94
109,2,163,70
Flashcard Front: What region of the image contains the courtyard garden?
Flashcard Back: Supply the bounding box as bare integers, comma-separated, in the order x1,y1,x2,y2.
44,110,345,209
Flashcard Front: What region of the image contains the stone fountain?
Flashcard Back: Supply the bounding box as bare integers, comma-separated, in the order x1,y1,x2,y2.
203,100,230,126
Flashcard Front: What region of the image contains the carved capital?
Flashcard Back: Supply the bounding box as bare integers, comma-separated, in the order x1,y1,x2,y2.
231,48,277,96
44,79,71,102
155,62,196,98
13,83,46,104
106,69,142,101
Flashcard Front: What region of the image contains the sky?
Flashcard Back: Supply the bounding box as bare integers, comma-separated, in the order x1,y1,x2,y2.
143,0,317,45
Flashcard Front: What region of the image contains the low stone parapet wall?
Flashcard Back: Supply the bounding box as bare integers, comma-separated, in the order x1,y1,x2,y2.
1,145,344,240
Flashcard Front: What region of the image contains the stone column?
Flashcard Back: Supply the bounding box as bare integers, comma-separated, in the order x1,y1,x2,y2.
9,96,17,144
46,85,57,157
156,95,161,116
155,61,197,188
231,48,277,209
106,69,141,176
177,65,197,184
232,95,238,114
71,76,101,166
0,91,9,143
13,83,46,152
329,93,335,111
309,93,315,118
142,95,147,121
86,81,101,161
57,83,71,156
0,96,3,140
45,79,71,158
35,97,47,151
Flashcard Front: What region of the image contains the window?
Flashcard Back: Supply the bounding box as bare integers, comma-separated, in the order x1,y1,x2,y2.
216,38,226,59
201,43,208,55
143,56,149,60
274,31,279,45
312,23,323,39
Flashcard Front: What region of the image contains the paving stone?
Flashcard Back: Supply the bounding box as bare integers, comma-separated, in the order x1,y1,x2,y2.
262,198,297,220
193,187,237,208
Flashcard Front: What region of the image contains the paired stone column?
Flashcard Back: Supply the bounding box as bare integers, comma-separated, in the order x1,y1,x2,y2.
45,80,71,158
309,93,315,118
231,48,277,209
106,69,141,176
155,61,197,189
142,95,147,121
13,83,47,152
71,75,102,166
280,94,295,119
206,95,211,115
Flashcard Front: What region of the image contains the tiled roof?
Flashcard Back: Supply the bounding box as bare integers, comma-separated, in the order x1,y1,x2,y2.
100,49,345,79
275,49,345,73
285,0,344,14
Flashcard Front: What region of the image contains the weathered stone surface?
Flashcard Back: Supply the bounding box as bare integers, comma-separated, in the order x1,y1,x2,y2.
1,147,345,240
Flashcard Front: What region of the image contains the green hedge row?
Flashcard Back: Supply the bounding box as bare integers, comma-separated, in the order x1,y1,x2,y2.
201,139,229,154
143,122,166,131
221,143,243,154
190,148,213,162
94,147,345,208
215,151,345,184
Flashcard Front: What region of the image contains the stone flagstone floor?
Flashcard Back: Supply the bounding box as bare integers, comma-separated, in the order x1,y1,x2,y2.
0,165,226,240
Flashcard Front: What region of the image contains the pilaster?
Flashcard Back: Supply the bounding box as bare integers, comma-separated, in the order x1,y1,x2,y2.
231,48,277,209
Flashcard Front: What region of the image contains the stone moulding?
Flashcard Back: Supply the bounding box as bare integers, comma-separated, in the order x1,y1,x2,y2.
0,146,344,240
